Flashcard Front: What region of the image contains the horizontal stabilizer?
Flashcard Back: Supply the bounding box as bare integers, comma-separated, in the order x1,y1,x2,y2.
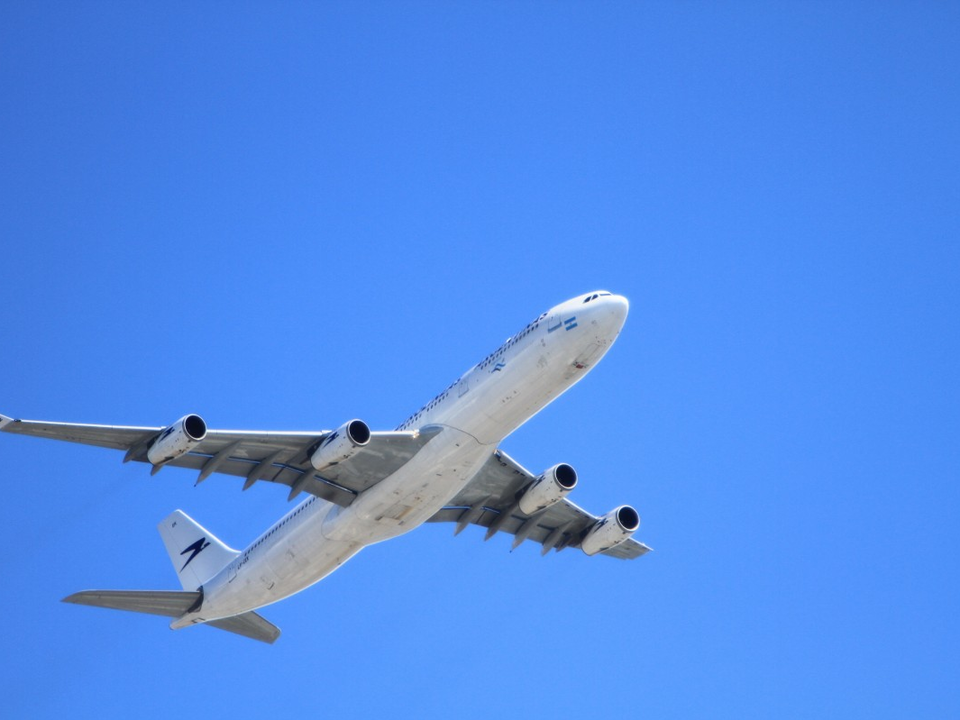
64,590,281,643
207,611,281,644
63,590,200,618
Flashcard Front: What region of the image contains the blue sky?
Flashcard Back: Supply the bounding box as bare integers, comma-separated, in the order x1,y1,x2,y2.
1,3,958,718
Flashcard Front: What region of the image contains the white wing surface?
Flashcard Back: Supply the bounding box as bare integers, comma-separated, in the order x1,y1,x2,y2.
0,413,440,507
427,449,651,559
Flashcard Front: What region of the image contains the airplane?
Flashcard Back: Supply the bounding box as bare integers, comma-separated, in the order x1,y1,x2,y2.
1,290,650,643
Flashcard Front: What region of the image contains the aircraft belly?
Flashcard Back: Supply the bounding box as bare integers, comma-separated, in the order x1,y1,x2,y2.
260,539,361,605
320,426,490,545
190,520,361,621
180,302,629,625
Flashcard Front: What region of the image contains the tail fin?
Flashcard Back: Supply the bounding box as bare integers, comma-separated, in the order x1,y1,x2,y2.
157,510,239,590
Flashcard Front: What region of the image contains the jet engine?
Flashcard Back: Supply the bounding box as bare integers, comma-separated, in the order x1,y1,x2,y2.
580,505,640,556
310,419,371,471
518,463,578,515
147,414,207,465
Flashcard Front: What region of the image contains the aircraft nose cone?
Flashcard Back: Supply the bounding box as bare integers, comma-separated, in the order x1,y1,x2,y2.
581,293,629,340
604,294,629,333
610,294,629,322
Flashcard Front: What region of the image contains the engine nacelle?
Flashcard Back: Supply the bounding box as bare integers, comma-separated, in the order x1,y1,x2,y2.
310,419,371,471
580,505,640,556
518,463,578,515
147,414,207,465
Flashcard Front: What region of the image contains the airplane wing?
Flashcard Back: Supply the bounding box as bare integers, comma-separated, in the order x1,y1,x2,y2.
427,449,651,559
0,413,440,507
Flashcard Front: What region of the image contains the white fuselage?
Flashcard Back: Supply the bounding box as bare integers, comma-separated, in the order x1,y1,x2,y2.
174,292,628,628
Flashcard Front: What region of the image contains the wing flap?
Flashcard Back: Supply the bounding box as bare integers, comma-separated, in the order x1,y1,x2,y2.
158,426,444,504
429,497,595,553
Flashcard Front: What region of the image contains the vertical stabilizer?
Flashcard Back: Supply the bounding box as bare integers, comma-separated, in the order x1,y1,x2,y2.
158,510,239,591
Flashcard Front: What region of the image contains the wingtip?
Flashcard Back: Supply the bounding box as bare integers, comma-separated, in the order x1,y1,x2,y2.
0,413,15,431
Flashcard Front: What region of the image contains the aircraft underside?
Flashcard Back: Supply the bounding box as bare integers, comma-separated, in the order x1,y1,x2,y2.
4,291,650,643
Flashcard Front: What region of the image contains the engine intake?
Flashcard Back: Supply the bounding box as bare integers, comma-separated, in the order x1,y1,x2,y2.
518,463,578,515
147,414,207,465
310,419,371,471
580,505,640,556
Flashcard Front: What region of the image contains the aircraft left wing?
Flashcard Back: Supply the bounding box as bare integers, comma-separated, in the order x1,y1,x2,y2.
427,449,651,559
0,413,441,507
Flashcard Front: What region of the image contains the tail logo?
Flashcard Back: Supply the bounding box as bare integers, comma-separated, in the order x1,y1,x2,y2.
179,537,211,571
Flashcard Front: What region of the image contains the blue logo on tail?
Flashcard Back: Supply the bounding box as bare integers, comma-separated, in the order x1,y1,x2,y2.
179,537,211,571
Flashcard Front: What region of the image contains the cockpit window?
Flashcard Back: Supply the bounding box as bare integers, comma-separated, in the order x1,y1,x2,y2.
584,292,613,303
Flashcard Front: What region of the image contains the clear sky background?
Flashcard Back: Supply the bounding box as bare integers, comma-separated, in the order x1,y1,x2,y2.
1,3,958,718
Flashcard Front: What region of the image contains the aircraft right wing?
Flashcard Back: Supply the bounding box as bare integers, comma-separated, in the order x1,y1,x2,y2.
427,448,651,559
